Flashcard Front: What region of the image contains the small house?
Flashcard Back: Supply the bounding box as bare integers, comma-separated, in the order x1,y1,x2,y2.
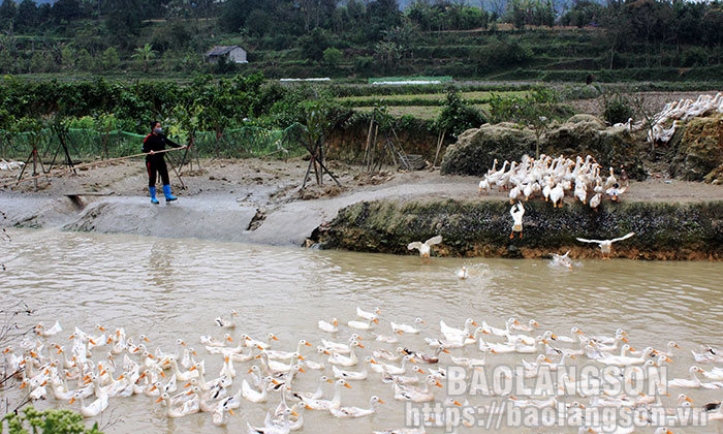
205,45,248,64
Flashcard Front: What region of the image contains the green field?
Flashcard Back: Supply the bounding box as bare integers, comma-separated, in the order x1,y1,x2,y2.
337,90,527,119
353,104,492,120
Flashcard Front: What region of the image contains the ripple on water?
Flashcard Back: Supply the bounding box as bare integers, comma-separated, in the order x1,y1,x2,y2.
3,229,723,434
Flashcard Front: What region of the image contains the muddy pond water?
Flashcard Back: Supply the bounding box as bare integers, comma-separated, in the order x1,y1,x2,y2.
2,228,723,434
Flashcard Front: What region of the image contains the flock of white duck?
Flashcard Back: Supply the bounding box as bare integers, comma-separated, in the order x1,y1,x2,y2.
478,154,628,211
5,309,723,434
647,93,723,145
478,92,723,211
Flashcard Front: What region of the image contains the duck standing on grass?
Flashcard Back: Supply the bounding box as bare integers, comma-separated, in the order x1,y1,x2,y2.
510,202,525,239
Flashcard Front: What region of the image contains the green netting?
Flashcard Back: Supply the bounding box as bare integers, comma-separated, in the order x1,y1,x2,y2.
0,126,306,162
191,127,304,158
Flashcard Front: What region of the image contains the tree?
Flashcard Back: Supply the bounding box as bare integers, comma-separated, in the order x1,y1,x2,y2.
560,0,603,27
219,0,256,32
132,43,158,73
436,89,487,138
105,0,142,50
51,0,87,23
0,0,17,29
299,28,332,62
373,40,401,71
323,47,343,68
701,6,723,48
76,48,94,71
518,87,560,159
282,96,342,188
381,18,418,59
14,0,38,33
297,0,337,31
74,21,105,56
366,0,402,38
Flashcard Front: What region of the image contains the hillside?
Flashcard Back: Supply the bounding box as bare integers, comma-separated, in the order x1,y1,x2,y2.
2,0,723,84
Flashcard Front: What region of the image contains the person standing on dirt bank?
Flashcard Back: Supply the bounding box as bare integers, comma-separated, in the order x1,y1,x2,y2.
143,121,184,204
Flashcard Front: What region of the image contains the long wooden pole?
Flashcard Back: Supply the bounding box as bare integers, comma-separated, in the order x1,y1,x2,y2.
2,147,187,189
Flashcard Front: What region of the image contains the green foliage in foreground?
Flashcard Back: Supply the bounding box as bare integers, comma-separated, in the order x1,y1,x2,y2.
2,407,102,434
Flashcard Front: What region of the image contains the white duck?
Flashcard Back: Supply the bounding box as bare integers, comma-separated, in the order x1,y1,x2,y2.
509,201,525,239
296,375,332,400
549,182,565,208
692,345,723,363
211,398,234,426
407,235,443,262
393,375,442,402
371,354,414,376
215,310,239,329
356,306,381,321
318,318,338,333
391,317,425,335
34,321,63,337
257,351,304,375
200,333,233,347
599,345,657,366
576,232,635,259
320,335,361,355
347,317,377,331
381,365,427,385
263,340,313,361
455,266,469,279
333,356,372,381
70,388,109,418
668,366,723,388
439,318,477,344
481,317,518,337
241,375,271,403
329,395,384,418
299,378,351,411
605,183,627,202
328,341,363,367
247,407,296,434
550,251,573,269
244,333,279,350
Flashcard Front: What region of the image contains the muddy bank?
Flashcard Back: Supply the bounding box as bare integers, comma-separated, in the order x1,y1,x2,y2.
0,171,477,246
3,158,723,257
315,199,723,260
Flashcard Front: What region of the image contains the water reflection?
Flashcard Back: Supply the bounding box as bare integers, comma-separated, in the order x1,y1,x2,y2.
1,228,723,433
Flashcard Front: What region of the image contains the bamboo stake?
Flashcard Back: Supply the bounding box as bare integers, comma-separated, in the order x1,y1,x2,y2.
433,130,446,168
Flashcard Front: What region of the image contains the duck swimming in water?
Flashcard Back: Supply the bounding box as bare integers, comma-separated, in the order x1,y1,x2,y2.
408,235,443,262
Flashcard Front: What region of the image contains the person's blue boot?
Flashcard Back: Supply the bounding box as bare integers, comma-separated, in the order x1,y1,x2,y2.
149,186,159,204
163,184,177,202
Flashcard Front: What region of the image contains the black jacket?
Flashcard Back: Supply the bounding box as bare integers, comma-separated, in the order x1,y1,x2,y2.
142,133,181,154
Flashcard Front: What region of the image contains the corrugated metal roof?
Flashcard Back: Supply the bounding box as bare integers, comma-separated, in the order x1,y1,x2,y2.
205,46,242,56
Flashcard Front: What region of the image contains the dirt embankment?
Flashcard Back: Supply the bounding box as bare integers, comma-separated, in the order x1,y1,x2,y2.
1,157,723,251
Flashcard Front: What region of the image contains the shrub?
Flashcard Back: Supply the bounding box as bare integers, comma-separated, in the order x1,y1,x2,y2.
436,89,487,138
3,407,103,434
601,94,635,125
